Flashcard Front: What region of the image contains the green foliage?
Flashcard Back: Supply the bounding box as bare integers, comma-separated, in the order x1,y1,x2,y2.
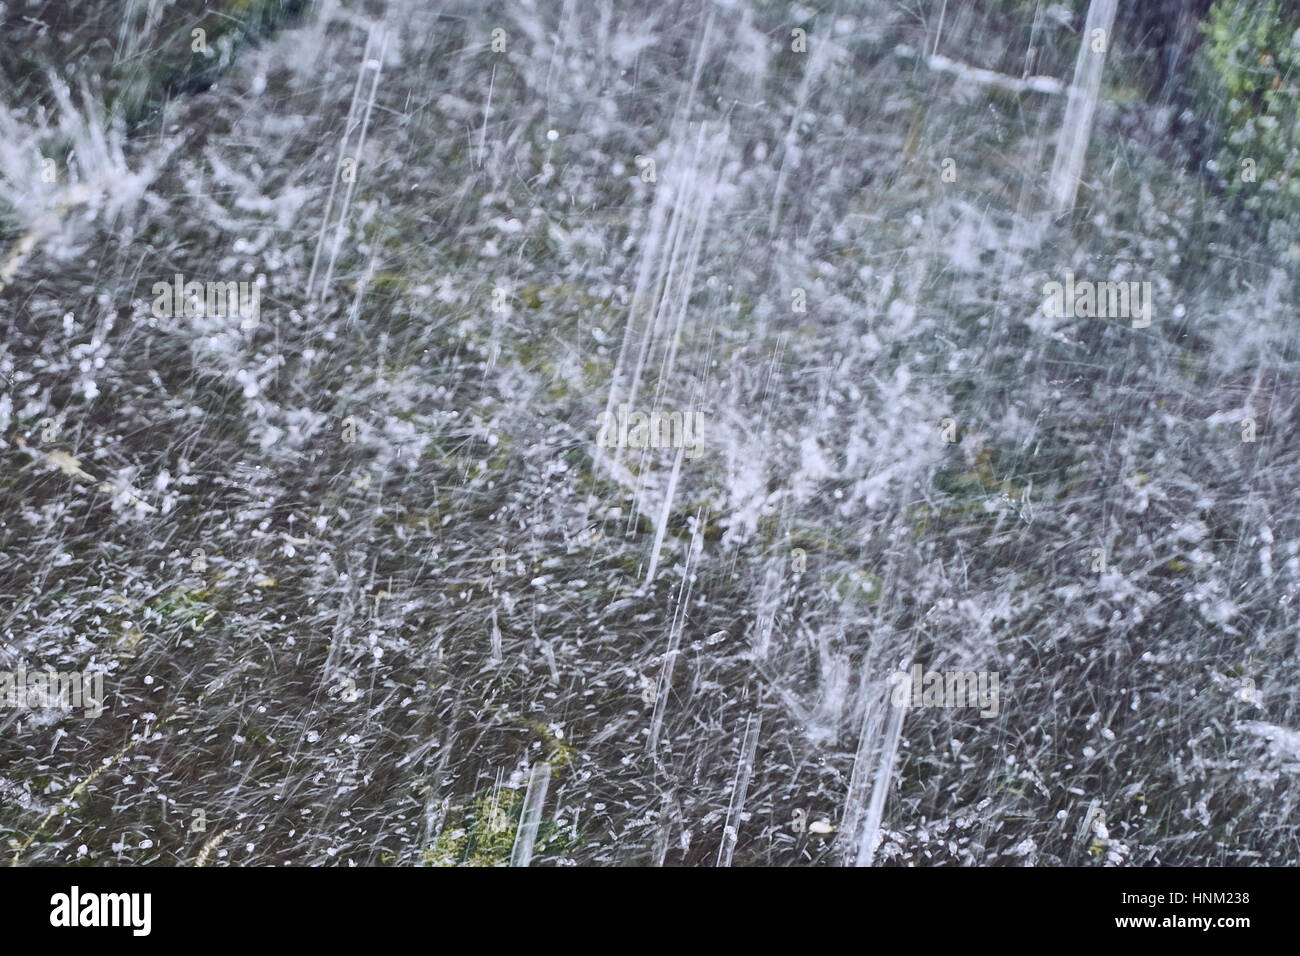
149,587,218,631
419,788,578,867
1202,0,1300,227
822,567,885,605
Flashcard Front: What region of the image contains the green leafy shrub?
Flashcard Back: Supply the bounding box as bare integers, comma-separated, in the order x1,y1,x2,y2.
1202,0,1300,233
419,788,578,867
